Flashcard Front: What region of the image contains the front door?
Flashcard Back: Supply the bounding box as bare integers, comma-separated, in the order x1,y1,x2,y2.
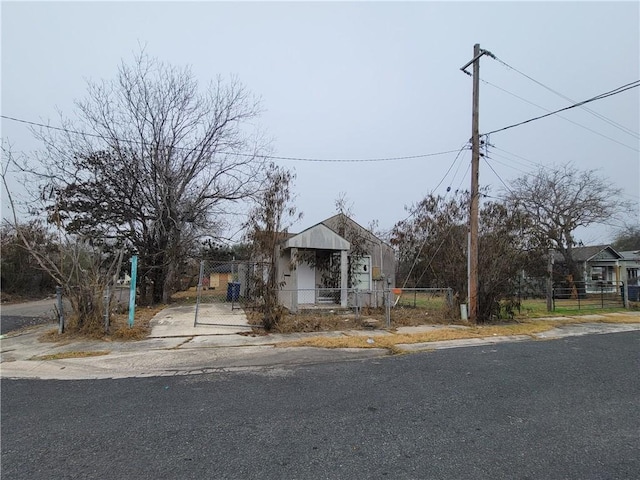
298,256,316,304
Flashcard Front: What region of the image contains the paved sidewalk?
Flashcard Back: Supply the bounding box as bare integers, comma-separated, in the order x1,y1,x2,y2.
1,304,639,380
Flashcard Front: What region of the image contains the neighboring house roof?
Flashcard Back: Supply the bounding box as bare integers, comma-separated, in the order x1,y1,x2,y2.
553,245,623,263
620,250,640,261
321,213,393,248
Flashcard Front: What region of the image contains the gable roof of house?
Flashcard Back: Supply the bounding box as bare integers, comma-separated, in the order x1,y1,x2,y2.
281,213,393,252
283,223,351,251
321,213,392,248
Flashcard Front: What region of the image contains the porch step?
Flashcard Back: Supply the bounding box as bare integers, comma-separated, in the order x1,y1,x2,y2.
317,296,338,304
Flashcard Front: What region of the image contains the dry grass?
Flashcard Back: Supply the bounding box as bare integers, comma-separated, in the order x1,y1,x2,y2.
107,304,166,340
387,306,459,326
278,321,556,351
247,305,459,333
537,314,640,325
171,287,229,304
170,287,198,300
39,303,166,342
31,350,110,361
277,314,640,352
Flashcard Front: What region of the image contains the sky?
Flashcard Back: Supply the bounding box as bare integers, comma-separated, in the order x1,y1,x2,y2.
2,1,639,246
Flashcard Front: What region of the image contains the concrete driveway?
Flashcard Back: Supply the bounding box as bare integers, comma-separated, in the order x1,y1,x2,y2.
149,301,253,337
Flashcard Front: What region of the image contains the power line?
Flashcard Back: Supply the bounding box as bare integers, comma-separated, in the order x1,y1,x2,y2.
483,157,514,193
382,142,470,234
456,162,471,191
0,114,462,163
432,143,470,192
491,55,639,139
449,147,469,190
489,146,542,169
482,80,640,138
483,152,531,175
391,143,470,285
481,78,640,152
490,146,640,202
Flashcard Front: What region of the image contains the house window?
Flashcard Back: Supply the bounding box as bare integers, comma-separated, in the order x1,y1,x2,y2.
591,267,604,281
591,266,615,283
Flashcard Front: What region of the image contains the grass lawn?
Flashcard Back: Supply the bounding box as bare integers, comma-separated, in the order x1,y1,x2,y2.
516,298,628,318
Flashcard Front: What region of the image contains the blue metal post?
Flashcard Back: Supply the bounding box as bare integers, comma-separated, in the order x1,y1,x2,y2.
128,255,138,328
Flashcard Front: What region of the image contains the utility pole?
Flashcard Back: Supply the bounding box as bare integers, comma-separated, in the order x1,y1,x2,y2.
460,43,493,323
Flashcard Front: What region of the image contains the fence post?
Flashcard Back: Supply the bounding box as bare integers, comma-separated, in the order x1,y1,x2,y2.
355,289,360,320
385,288,391,328
56,285,64,334
517,275,522,314
194,260,205,327
623,281,629,309
104,285,111,332
601,283,604,308
577,287,581,310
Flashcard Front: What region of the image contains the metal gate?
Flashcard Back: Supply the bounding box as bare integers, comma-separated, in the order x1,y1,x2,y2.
552,281,625,311
193,260,261,328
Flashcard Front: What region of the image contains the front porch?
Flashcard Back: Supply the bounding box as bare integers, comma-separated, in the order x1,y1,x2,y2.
277,223,351,313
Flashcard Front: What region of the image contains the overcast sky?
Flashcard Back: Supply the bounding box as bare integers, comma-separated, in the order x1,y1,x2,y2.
2,1,639,245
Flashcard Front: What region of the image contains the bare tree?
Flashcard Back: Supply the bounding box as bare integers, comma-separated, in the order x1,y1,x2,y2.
28,51,266,304
245,163,301,330
613,224,640,251
506,163,628,286
331,193,374,288
1,219,57,297
392,191,542,321
2,148,122,333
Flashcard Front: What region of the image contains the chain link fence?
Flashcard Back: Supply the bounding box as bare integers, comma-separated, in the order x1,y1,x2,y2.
194,260,265,327
249,286,454,328
192,262,457,328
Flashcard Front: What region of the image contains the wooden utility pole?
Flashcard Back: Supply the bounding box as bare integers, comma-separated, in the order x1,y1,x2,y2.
461,43,492,323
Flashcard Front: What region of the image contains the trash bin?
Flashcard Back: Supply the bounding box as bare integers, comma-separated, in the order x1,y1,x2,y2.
621,285,640,302
226,282,241,302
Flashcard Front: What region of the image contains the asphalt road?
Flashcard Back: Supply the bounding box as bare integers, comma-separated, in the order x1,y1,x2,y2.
0,298,59,334
2,331,639,479
0,315,56,335
0,293,127,334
